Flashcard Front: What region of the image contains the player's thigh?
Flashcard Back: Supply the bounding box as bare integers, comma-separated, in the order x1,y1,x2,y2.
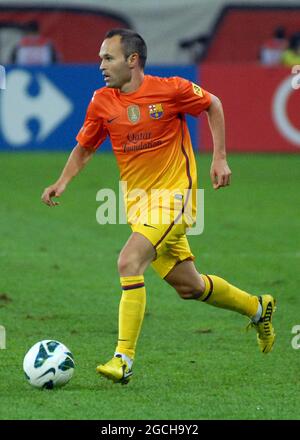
118,231,156,274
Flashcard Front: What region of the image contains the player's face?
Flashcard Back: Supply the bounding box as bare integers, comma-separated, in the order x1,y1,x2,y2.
99,36,132,89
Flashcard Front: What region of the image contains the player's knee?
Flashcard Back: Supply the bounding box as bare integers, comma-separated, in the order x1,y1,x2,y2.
178,289,197,300
177,288,202,300
175,279,205,300
117,253,141,276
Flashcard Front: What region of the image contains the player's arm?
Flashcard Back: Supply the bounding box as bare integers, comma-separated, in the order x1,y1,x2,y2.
41,143,94,207
206,94,232,190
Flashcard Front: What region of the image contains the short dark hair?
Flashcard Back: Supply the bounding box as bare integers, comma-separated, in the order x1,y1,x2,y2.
105,28,147,69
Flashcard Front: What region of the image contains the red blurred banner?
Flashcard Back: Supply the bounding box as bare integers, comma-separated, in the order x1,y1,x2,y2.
200,64,300,153
0,7,131,63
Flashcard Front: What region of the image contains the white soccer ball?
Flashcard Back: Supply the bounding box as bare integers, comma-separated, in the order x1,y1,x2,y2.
23,340,74,389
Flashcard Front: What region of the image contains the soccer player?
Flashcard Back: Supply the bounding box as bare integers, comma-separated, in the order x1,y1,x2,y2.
41,29,276,385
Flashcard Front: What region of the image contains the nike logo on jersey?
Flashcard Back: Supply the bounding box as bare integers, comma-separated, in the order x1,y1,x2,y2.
107,116,119,123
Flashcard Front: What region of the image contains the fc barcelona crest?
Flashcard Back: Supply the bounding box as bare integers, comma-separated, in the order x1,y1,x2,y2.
127,105,140,123
149,103,164,119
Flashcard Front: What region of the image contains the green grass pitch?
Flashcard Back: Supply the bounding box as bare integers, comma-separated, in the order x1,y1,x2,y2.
0,152,299,420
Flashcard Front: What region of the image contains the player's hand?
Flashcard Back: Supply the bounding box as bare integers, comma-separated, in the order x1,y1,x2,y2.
41,182,66,207
210,158,232,190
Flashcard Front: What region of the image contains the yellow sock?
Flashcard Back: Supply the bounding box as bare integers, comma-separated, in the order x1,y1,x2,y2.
199,274,259,318
116,275,146,359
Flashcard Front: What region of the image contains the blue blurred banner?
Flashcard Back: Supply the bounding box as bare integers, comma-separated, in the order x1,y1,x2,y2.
0,65,198,152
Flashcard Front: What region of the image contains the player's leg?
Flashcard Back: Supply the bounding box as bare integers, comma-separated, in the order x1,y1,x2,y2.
97,232,155,384
118,231,156,276
164,259,276,353
165,261,259,318
165,259,260,316
116,232,155,362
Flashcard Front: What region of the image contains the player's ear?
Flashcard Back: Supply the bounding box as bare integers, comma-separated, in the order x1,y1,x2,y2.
128,52,139,67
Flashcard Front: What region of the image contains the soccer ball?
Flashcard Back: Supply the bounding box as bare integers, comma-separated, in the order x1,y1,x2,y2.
23,340,74,389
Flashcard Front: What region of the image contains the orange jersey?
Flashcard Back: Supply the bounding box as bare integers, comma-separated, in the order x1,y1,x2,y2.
76,75,211,223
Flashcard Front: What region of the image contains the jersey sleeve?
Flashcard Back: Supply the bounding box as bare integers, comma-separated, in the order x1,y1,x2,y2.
172,76,212,116
76,97,108,150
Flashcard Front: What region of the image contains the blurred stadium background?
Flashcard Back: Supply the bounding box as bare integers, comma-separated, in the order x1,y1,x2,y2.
1,0,300,421
1,0,300,152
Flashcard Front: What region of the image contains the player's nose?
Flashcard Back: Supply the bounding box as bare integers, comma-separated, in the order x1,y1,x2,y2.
99,59,107,71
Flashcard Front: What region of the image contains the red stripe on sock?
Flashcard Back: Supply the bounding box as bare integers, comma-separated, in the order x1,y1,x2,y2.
122,283,145,291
